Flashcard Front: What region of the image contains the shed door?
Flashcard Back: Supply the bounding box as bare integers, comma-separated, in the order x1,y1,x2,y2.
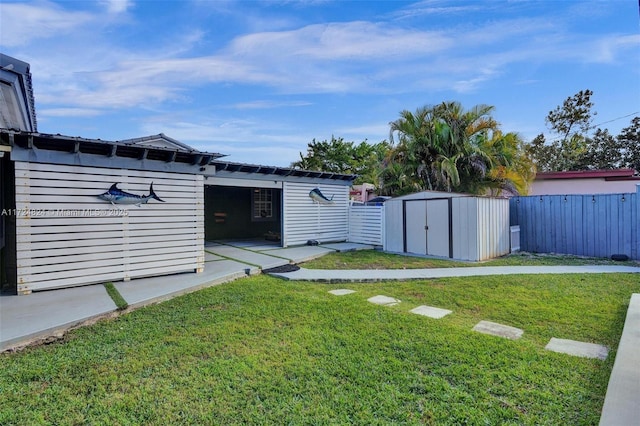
426,199,450,257
405,201,427,255
404,199,450,257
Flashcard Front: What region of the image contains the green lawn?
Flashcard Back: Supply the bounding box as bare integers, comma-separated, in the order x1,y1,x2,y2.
302,249,640,270
2,271,639,425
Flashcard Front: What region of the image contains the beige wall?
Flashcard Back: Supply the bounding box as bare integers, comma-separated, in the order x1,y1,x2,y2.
530,179,640,195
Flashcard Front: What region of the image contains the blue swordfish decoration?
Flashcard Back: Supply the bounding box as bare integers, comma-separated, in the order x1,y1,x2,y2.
309,187,335,205
97,183,165,206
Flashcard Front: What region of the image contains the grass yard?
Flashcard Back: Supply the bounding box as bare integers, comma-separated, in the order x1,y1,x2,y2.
1,270,639,425
302,249,640,270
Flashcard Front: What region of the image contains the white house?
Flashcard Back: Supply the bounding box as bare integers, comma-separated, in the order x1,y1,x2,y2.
0,53,355,295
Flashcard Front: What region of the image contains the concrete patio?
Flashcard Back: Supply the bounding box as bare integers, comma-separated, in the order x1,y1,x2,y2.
0,241,372,352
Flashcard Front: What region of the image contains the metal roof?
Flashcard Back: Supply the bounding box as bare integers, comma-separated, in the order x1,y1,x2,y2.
0,130,357,182
119,133,198,152
211,160,357,182
0,129,225,167
536,169,639,180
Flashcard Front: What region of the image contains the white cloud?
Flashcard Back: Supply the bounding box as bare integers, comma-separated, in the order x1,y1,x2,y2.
228,21,452,61
38,107,104,117
100,0,133,14
232,100,313,110
0,1,93,47
6,0,638,152
137,117,319,165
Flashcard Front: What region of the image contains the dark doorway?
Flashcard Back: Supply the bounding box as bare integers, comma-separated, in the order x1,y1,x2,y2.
1,155,16,294
204,185,282,243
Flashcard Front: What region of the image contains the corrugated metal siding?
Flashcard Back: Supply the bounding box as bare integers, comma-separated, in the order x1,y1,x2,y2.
282,182,349,247
15,161,203,293
452,197,478,261
383,198,404,252
348,204,384,246
386,191,510,261
475,197,510,261
510,190,639,259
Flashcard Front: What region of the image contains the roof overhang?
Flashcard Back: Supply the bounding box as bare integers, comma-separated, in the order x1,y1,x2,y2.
535,169,639,180
0,54,37,132
210,160,357,185
1,130,225,175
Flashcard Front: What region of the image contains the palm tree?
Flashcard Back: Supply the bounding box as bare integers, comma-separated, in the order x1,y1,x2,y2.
386,102,534,195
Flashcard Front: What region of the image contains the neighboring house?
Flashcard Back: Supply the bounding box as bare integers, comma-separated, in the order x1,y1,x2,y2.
0,53,355,295
350,183,376,202
530,169,640,195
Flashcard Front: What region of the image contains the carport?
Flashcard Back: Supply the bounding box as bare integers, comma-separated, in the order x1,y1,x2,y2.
204,161,355,247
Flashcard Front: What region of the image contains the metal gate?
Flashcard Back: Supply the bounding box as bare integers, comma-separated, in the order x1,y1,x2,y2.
403,198,452,257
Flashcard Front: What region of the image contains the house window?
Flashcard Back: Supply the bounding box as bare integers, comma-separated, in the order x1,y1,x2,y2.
252,188,273,221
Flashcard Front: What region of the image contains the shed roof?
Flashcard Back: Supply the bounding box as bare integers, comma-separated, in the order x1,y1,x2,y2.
388,189,507,202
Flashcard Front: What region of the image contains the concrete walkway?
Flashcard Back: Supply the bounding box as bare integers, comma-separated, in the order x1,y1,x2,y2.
0,241,371,352
268,264,640,282
599,293,640,425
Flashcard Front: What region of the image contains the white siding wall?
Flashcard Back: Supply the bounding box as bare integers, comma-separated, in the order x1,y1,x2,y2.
15,162,203,293
348,204,384,246
282,182,349,247
383,198,404,253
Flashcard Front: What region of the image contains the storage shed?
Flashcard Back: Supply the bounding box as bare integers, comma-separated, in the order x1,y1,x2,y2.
384,190,511,261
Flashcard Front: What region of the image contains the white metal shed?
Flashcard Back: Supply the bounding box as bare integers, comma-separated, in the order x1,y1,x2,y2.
384,190,510,261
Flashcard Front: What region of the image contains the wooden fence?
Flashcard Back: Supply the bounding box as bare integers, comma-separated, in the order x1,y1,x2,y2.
509,187,640,260
282,182,349,247
15,161,204,293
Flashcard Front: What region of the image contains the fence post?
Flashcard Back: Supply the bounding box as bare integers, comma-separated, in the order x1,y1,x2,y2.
636,185,640,260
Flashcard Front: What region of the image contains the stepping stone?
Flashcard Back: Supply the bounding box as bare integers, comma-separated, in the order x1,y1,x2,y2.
367,295,400,306
410,305,452,319
472,320,523,340
545,338,608,360
328,289,356,296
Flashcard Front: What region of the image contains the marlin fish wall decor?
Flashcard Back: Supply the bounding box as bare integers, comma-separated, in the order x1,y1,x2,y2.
309,187,335,205
97,183,165,206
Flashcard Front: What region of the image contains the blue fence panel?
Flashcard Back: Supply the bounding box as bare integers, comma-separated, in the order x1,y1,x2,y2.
510,191,639,260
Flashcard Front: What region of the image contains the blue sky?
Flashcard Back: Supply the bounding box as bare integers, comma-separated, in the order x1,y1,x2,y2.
1,0,639,166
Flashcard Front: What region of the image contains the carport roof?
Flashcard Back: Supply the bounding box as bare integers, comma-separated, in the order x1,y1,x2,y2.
0,129,225,173
212,160,357,182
